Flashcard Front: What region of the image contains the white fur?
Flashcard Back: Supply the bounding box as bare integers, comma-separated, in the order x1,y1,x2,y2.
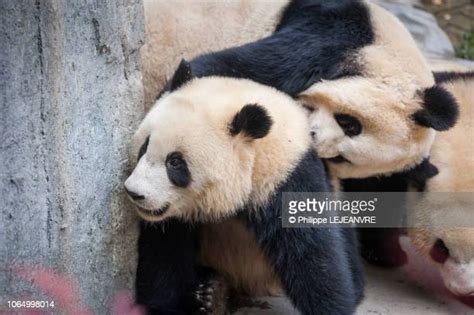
142,1,437,180
300,2,436,179
125,77,310,295
125,77,309,222
408,63,474,298
301,76,435,179
442,260,474,296
141,0,289,109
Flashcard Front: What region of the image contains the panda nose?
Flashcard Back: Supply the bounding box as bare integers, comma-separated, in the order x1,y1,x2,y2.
125,187,145,201
310,131,316,139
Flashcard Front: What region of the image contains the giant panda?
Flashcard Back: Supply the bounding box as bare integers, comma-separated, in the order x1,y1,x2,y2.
152,0,458,181
406,66,474,306
125,64,365,314
145,0,458,271
341,62,473,281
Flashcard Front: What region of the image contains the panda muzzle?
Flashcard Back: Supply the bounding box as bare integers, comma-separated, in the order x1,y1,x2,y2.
136,203,170,217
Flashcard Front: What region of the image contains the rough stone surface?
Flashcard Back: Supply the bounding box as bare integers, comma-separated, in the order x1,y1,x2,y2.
0,0,144,312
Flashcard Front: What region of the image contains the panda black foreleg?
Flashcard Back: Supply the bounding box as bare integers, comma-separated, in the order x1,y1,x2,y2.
251,223,359,315
342,228,365,304
136,220,199,315
193,267,229,315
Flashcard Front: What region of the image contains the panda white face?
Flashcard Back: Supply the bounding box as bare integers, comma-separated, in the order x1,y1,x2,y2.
124,95,256,222
300,77,432,178
410,226,474,297
124,72,309,223
299,76,458,179
296,2,458,179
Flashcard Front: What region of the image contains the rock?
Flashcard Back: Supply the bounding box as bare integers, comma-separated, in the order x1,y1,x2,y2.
376,0,455,58
0,0,144,312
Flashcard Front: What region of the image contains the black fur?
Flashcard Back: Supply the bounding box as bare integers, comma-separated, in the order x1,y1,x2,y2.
341,158,438,193
402,158,439,191
136,220,199,315
433,71,474,84
342,228,366,304
412,85,459,131
166,152,191,188
138,136,150,162
169,59,193,92
193,267,229,314
229,104,273,139
341,158,439,267
138,1,372,313
137,150,365,314
243,150,364,314
164,0,374,97
334,113,362,137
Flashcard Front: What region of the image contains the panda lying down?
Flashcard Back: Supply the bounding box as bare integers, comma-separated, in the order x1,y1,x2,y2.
125,68,364,314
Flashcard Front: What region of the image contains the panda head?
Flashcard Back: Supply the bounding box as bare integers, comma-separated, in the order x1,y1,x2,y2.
298,3,459,179
410,228,474,298
300,78,458,179
125,61,310,222
408,195,474,298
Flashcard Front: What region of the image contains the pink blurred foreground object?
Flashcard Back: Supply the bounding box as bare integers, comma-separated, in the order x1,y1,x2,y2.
1,265,144,315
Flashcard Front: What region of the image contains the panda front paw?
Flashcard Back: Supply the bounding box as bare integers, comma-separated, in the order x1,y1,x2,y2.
193,269,228,315
195,282,217,314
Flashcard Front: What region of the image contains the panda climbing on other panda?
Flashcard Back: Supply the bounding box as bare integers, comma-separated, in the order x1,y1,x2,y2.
154,0,458,181
144,0,458,269
125,63,365,314
133,0,461,312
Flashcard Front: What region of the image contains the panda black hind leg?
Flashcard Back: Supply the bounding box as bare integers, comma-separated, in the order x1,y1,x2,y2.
136,220,200,315
193,267,229,315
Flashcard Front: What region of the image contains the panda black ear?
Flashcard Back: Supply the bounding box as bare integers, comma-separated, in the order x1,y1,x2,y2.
412,85,459,131
169,59,193,92
229,104,273,140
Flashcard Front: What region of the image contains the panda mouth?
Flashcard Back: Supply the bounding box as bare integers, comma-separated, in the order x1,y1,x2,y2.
326,155,351,164
136,203,170,217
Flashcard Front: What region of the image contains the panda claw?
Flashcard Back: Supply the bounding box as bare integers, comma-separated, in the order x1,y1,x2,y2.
205,287,214,293
192,269,228,314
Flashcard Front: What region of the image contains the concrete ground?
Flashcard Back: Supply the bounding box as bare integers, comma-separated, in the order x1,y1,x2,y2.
357,265,471,315
233,264,472,314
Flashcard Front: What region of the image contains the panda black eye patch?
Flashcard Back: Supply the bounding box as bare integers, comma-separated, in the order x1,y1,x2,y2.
137,136,150,162
334,113,362,137
165,151,191,188
301,103,315,113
